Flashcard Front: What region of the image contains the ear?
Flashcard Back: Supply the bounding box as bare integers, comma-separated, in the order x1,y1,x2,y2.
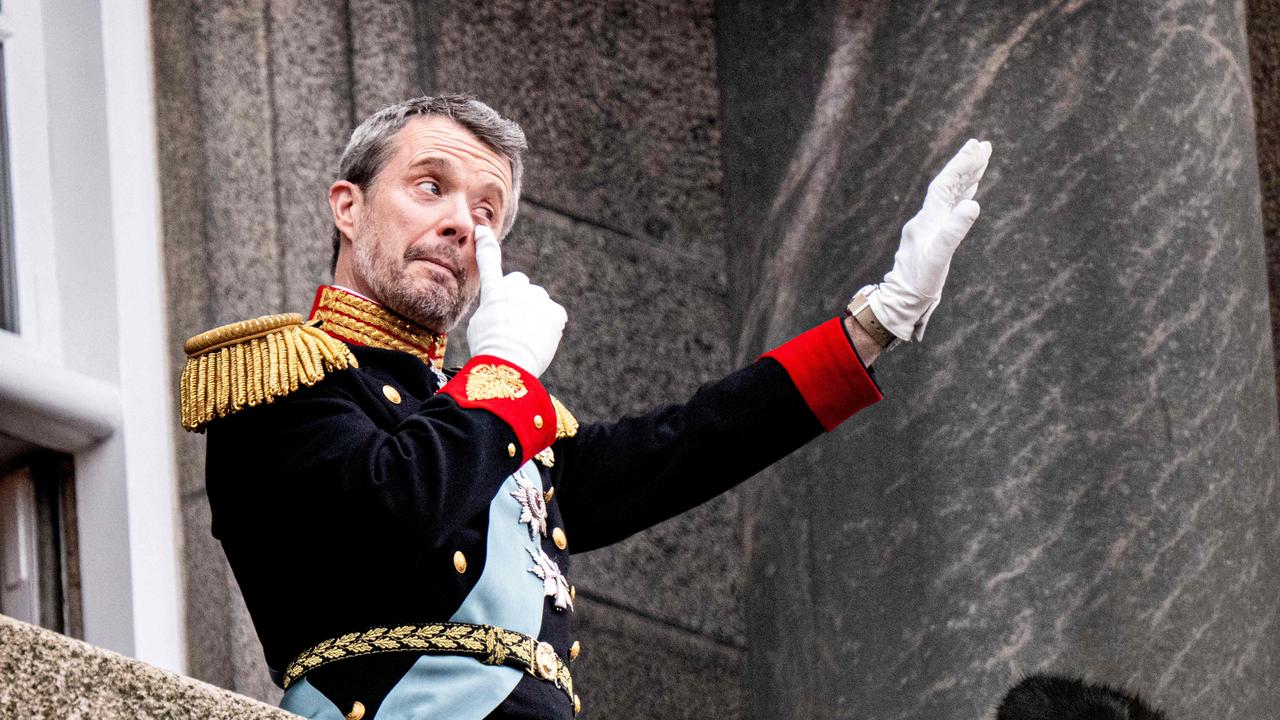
329,180,364,245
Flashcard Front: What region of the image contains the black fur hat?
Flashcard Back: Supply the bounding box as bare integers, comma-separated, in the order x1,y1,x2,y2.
996,674,1168,720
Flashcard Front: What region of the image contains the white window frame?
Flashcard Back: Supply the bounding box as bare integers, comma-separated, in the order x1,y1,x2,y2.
0,0,183,673
0,0,61,353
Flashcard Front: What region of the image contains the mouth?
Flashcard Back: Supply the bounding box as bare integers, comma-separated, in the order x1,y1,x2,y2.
411,256,458,279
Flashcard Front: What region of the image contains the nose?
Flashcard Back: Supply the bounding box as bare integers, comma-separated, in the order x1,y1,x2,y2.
438,196,476,246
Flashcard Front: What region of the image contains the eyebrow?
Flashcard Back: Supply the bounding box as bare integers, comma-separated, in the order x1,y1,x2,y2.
407,155,509,209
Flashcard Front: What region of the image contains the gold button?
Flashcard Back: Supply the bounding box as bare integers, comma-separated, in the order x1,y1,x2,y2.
574,694,581,715
552,527,567,550
507,443,517,457
382,385,401,404
346,701,366,720
453,551,467,574
570,640,581,661
545,487,555,503
534,414,544,429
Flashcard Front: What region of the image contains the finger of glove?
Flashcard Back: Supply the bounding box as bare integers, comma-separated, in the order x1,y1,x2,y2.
531,295,567,331
932,199,980,258
921,140,987,224
958,142,992,202
474,226,504,301
522,281,549,301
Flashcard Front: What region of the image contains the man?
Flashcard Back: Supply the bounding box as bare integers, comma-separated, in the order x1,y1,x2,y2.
179,94,991,720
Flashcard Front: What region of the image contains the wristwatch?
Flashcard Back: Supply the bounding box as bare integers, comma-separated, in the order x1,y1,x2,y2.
845,285,900,350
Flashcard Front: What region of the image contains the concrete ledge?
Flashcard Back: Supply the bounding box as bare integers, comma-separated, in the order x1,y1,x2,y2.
0,615,297,719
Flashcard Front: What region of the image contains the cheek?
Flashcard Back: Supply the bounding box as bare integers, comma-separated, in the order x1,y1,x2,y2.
461,247,480,278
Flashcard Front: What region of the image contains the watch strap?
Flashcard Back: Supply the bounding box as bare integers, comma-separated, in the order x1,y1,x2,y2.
846,291,899,349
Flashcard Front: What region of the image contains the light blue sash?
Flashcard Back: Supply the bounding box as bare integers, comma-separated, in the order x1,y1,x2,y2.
282,464,547,719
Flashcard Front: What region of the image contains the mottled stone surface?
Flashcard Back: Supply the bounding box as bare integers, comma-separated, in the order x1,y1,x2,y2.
350,0,423,117
720,2,1280,719
1249,0,1280,409
503,205,741,643
504,206,729,424
268,0,355,312
191,0,283,325
0,615,296,719
419,0,725,257
570,598,743,720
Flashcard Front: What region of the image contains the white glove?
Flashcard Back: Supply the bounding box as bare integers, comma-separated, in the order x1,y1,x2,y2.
467,226,567,377
869,138,992,342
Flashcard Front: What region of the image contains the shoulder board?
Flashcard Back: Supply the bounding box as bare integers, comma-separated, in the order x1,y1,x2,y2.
179,313,358,432
549,395,579,439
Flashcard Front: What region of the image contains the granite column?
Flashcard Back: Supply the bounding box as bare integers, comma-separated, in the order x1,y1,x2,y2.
718,2,1280,717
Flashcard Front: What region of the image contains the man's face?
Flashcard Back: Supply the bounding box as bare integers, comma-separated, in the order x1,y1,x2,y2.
347,116,513,332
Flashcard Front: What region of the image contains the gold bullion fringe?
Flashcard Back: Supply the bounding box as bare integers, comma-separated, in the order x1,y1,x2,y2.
283,622,575,704
179,313,358,432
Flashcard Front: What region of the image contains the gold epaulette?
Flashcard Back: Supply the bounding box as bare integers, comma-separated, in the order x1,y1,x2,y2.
550,396,579,439
179,313,358,432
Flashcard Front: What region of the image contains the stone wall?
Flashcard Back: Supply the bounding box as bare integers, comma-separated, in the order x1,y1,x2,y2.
152,0,739,716
719,2,1280,718
0,615,296,719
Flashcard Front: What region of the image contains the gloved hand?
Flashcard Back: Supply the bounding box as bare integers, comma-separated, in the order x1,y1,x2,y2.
868,138,992,342
467,225,567,377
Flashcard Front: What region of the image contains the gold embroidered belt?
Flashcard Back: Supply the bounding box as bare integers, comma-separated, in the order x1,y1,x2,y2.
283,622,575,704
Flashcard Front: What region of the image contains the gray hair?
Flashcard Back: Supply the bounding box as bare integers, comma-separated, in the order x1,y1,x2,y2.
330,94,527,271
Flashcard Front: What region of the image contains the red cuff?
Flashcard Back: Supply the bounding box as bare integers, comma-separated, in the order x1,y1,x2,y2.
438,355,558,463
761,318,883,431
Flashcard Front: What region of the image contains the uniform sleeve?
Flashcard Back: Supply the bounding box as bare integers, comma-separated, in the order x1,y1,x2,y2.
206,356,556,550
553,318,881,552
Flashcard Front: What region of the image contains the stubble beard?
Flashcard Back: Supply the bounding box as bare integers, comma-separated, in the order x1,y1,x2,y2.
353,222,479,334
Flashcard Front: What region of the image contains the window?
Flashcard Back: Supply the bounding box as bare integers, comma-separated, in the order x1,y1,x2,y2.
0,0,183,671
0,449,81,636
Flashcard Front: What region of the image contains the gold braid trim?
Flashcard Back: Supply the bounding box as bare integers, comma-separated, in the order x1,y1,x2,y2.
311,286,446,368
311,307,443,368
179,313,358,432
284,622,575,705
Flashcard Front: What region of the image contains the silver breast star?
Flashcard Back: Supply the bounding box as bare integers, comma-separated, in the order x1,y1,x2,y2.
527,547,573,612
511,472,548,539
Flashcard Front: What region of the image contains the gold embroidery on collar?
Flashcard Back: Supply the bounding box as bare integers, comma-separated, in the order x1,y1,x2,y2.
310,286,446,368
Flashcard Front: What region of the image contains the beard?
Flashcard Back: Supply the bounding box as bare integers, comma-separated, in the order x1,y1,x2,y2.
352,222,480,333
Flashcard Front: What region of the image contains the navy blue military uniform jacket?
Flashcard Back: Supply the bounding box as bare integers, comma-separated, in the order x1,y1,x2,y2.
192,286,882,720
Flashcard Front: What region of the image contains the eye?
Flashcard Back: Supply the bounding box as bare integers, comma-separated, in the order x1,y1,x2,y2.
475,206,495,222
417,180,441,195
